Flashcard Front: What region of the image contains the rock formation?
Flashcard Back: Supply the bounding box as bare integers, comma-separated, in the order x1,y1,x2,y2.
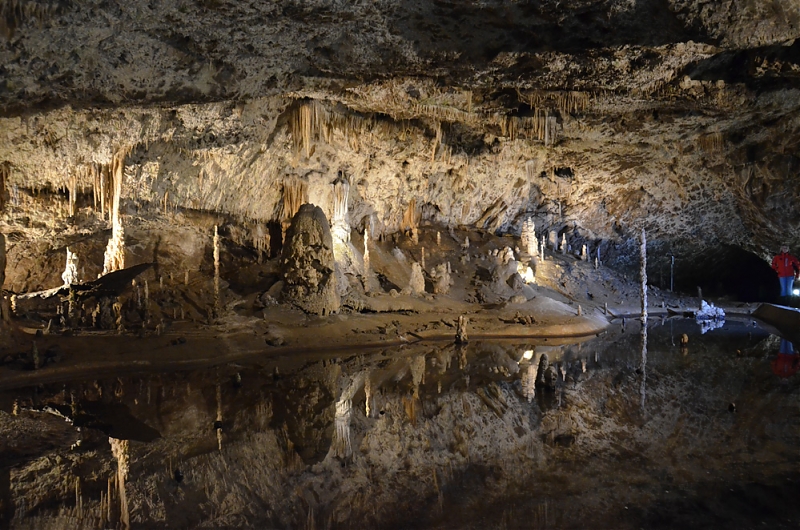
281,204,340,316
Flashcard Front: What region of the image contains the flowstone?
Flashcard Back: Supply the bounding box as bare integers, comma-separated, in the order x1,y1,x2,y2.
281,204,340,316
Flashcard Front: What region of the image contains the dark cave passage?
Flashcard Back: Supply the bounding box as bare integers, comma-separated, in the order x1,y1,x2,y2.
673,245,781,303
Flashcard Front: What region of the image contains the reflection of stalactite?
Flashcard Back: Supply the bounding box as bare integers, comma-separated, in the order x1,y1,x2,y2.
521,353,541,402
109,437,130,530
216,383,223,451
331,399,352,458
410,355,426,398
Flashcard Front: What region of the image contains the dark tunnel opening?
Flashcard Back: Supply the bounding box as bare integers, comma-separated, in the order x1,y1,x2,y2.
671,245,782,303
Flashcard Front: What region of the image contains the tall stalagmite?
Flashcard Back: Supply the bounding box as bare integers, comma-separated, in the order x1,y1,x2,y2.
102,150,126,275
281,204,340,315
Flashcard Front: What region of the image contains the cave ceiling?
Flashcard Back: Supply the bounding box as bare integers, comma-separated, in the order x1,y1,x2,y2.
2,0,800,275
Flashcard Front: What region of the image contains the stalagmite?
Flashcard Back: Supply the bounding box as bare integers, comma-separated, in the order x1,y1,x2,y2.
184,270,189,286
640,228,648,410
455,315,469,344
102,150,127,276
363,226,370,291
61,247,79,286
540,235,546,260
521,217,537,256
436,231,441,246
581,244,588,261
560,233,567,254
421,247,426,270
405,262,425,295
431,263,452,294
548,230,557,250
364,377,372,417
462,236,470,250
331,172,351,246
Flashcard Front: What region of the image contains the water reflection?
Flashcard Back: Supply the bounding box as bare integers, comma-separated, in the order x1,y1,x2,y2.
3,321,800,529
772,339,799,379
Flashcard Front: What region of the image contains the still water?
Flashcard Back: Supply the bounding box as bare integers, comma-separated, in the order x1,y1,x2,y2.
1,318,800,529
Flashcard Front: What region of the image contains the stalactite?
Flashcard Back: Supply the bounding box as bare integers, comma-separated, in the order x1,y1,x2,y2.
524,90,590,114
279,177,307,242
402,198,419,239
699,132,724,153
0,0,61,40
431,121,442,162
68,169,77,217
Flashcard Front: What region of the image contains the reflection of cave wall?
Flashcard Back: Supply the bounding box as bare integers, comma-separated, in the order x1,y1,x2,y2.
269,378,335,465
673,244,779,302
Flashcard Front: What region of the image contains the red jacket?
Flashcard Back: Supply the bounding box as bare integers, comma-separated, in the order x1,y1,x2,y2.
772,252,800,278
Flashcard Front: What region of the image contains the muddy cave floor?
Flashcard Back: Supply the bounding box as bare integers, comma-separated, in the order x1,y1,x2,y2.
3,225,798,529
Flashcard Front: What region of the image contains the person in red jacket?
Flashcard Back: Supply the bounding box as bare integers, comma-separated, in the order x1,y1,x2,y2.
771,245,800,298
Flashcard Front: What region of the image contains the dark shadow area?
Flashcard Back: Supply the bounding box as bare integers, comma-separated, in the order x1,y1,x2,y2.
674,244,779,302
388,0,708,65
684,40,800,90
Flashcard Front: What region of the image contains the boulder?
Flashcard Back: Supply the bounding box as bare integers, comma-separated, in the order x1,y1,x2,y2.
281,204,340,316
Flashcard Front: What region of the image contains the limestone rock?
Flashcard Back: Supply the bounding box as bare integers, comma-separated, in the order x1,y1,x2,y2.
281,204,340,316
